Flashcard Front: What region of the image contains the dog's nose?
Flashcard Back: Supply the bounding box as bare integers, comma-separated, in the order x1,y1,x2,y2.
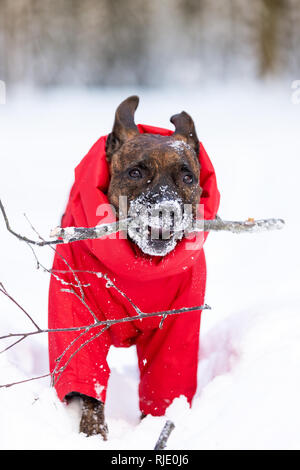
146,183,179,206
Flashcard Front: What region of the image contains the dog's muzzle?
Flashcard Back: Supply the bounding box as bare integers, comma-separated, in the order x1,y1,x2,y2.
127,190,192,256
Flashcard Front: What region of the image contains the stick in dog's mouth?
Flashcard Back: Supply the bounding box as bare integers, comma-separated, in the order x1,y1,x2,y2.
127,195,193,256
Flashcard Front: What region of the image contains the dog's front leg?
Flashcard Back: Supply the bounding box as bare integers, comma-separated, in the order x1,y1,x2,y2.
79,395,108,440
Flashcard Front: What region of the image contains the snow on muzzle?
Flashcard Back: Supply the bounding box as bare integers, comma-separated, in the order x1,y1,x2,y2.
127,194,193,256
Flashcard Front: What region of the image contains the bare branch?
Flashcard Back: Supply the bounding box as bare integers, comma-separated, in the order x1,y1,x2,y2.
0,335,27,354
0,283,40,331
50,218,130,242
0,302,210,343
0,373,51,389
60,287,99,324
0,197,285,393
52,325,111,387
0,198,61,246
51,216,285,242
0,283,209,388
195,216,285,234
0,246,210,388
23,214,88,302
154,420,175,450
0,198,126,246
1,197,285,249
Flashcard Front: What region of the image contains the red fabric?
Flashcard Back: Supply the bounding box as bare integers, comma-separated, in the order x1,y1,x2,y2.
48,124,220,416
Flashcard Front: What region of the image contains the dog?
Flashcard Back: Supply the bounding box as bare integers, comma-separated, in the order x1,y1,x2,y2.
49,96,220,439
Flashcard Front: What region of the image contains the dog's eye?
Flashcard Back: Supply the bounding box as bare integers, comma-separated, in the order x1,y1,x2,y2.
182,173,194,185
128,168,143,179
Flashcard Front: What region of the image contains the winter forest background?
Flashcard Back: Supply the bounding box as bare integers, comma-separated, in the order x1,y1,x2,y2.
1,0,300,86
1,0,300,450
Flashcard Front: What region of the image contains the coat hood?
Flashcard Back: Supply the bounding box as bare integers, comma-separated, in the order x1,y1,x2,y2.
61,124,220,281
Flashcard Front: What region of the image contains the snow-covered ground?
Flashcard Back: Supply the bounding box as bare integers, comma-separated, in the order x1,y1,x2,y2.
0,81,299,449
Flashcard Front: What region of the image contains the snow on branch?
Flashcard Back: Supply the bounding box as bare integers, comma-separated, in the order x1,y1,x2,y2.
195,216,285,233
154,419,175,450
51,216,285,243
0,198,285,248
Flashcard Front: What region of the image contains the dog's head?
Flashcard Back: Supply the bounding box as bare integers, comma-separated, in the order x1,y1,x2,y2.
106,96,202,256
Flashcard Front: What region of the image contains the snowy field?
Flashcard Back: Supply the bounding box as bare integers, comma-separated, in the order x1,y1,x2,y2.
0,82,299,449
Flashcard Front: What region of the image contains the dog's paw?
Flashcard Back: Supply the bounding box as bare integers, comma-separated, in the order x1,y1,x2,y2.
79,395,108,440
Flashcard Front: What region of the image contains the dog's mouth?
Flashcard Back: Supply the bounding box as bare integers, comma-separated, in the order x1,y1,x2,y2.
130,224,180,256
127,196,193,256
136,223,177,243
146,225,175,240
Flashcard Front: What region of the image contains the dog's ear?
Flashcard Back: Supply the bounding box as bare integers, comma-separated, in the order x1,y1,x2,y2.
106,95,140,162
170,111,199,156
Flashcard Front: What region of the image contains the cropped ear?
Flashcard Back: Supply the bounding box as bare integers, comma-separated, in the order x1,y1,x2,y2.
170,111,199,155
106,95,140,162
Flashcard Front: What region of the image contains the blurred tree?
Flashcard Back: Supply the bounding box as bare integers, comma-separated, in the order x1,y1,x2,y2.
0,0,299,87
258,0,286,76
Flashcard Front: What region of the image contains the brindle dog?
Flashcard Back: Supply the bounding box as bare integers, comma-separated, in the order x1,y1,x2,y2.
68,96,202,439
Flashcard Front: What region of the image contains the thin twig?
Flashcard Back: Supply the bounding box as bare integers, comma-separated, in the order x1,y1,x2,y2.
0,335,27,354
23,214,87,302
0,197,126,246
52,325,110,387
0,374,51,389
0,283,40,331
0,198,61,246
0,303,210,342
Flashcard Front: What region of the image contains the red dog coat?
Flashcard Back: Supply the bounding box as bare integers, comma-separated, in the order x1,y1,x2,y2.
48,124,220,416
